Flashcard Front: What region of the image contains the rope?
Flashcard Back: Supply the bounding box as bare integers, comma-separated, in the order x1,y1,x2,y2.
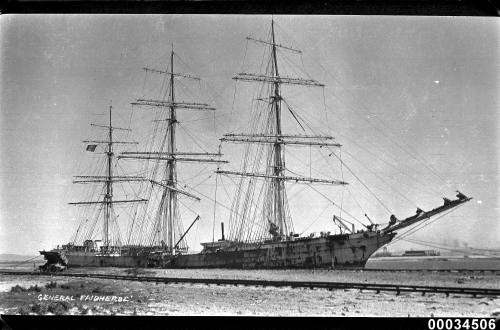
327,148,392,214
177,123,209,153
342,149,419,209
319,62,450,189
299,203,331,235
12,255,44,268
303,183,367,228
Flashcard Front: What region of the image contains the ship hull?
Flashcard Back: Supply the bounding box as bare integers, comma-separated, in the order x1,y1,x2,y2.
172,231,395,269
62,253,148,268
60,231,395,269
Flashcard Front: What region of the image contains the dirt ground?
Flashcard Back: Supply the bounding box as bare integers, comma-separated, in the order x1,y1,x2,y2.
66,267,500,289
0,269,499,316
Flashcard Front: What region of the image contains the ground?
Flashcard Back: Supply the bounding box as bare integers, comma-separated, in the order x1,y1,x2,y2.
0,268,499,316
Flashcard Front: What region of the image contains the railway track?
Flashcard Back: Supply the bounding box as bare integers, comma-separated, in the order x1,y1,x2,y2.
1,270,498,297
359,268,499,274
3,266,498,274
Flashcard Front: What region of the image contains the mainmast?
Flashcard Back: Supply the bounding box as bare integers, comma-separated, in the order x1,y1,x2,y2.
121,45,226,253
166,45,177,251
270,20,285,236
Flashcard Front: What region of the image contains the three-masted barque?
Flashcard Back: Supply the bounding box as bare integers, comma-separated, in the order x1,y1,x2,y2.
40,20,472,271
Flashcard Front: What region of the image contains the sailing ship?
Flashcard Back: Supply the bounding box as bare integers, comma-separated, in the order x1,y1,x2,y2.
40,21,472,271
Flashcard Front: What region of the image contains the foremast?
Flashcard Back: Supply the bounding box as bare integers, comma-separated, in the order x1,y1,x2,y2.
219,20,347,242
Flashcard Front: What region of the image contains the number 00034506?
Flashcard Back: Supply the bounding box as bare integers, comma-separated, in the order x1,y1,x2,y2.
428,318,497,330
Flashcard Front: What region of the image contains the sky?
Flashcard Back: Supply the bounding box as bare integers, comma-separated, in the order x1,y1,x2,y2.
1,15,498,255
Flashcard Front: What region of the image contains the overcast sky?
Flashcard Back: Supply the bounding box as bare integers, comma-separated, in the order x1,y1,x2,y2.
1,15,498,255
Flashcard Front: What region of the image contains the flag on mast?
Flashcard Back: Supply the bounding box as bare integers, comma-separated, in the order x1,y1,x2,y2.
86,144,97,152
